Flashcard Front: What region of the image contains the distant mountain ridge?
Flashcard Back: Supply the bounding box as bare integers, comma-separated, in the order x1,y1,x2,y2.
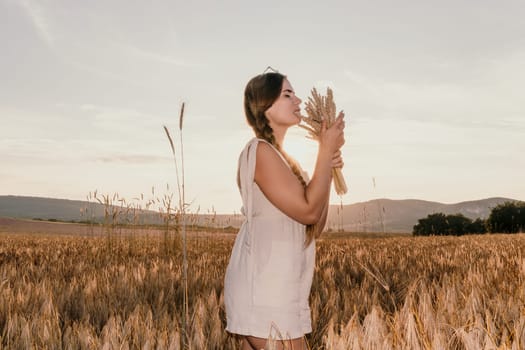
0,196,96,221
325,197,517,233
0,195,519,233
0,195,243,227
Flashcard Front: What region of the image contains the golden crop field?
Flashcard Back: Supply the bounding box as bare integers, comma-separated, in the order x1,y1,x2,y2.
1,230,525,349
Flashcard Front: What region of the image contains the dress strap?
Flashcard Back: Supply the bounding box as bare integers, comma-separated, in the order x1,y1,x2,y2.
238,138,260,224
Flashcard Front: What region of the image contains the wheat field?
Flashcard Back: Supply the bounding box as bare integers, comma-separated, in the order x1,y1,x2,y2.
1,230,524,349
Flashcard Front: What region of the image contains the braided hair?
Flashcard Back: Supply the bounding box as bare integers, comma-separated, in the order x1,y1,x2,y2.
244,72,318,247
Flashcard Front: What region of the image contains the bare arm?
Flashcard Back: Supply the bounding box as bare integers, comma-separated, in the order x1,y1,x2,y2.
255,116,345,225
313,150,345,234
314,199,330,234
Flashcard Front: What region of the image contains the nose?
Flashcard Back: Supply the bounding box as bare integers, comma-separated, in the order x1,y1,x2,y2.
294,95,302,105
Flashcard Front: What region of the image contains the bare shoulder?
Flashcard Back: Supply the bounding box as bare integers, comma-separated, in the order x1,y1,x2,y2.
253,140,313,223
255,141,288,175
255,140,303,194
255,140,279,162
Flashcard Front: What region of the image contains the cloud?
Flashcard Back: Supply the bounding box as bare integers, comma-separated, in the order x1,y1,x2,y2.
95,154,170,164
17,0,55,46
342,56,525,128
313,80,337,91
120,43,203,68
80,104,164,135
65,57,147,88
343,70,380,95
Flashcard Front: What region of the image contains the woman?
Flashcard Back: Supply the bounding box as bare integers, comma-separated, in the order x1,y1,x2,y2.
224,71,345,349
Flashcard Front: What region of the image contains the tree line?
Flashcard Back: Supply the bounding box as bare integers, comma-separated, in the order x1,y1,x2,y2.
413,201,525,236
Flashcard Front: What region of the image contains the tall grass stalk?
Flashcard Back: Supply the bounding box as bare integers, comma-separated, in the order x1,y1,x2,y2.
178,102,189,350
163,102,189,349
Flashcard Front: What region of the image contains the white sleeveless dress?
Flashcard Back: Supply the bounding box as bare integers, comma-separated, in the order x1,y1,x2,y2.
224,138,316,339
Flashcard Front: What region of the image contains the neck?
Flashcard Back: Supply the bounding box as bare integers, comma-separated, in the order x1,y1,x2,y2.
271,126,287,147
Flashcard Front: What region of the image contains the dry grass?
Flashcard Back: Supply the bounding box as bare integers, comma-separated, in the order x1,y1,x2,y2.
1,231,525,349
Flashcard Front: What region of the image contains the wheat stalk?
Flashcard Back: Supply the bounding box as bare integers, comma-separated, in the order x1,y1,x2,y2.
2,231,525,348
300,87,348,195
178,103,189,350
163,101,189,349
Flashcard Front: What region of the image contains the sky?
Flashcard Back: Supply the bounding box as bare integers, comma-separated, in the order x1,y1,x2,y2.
1,0,524,214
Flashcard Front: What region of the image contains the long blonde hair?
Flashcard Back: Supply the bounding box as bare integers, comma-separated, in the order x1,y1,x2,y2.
243,72,318,247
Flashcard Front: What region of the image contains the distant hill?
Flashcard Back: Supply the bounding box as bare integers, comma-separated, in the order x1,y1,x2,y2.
325,197,518,233
0,195,243,227
0,195,519,233
0,196,101,221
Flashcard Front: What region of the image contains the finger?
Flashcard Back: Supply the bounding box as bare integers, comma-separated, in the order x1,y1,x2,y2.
332,117,344,129
332,150,341,158
321,119,327,132
332,156,343,166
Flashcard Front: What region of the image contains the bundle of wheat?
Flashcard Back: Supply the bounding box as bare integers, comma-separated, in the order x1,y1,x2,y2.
300,87,348,195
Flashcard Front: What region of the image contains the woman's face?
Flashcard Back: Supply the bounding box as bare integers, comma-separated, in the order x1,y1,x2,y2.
265,78,302,128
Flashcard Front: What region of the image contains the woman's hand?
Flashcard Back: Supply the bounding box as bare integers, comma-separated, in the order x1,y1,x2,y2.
332,150,344,169
318,111,345,155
